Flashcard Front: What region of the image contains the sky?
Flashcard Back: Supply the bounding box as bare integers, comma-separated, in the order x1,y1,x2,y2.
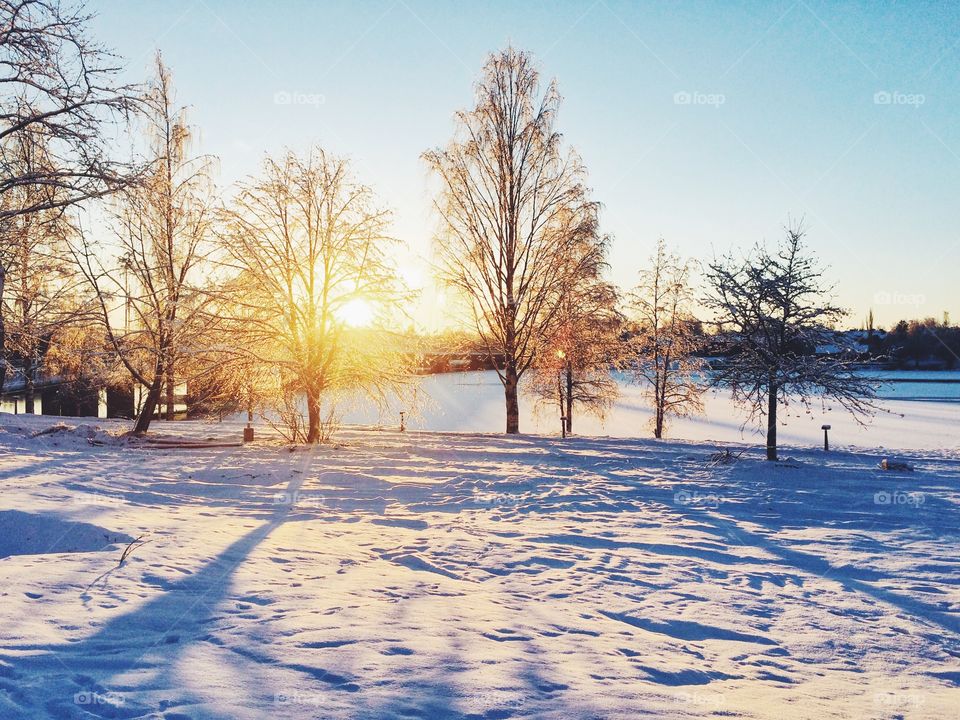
89,0,960,331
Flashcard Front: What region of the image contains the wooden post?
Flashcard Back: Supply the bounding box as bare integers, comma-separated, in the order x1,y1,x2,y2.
244,405,254,443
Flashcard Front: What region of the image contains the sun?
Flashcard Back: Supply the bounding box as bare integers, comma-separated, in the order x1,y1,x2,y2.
337,298,375,328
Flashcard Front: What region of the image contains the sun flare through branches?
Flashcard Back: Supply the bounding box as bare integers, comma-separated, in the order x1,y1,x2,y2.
336,298,375,328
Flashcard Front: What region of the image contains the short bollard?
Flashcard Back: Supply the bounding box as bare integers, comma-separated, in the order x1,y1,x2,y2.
821,424,831,451
399,411,406,432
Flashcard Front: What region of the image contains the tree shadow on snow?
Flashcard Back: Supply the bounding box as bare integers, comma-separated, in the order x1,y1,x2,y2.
0,468,316,719
658,452,960,641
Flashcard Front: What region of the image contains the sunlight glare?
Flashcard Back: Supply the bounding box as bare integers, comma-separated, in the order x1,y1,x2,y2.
337,298,375,328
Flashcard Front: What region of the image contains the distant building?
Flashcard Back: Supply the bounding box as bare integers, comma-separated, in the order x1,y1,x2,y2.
0,369,188,419
0,373,107,417
815,329,873,357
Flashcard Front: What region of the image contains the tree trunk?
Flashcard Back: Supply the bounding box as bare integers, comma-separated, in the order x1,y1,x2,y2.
766,381,778,461
24,365,34,415
134,371,164,435
654,371,667,439
504,364,520,434
557,372,565,437
565,360,573,435
165,358,175,420
0,264,6,394
305,388,321,444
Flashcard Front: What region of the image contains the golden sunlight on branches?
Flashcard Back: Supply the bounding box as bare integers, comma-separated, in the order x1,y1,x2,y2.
216,147,415,443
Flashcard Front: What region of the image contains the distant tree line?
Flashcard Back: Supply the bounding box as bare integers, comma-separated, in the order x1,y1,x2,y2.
865,318,960,370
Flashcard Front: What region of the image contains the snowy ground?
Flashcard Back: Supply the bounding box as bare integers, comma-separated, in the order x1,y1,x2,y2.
0,414,958,719
346,371,960,452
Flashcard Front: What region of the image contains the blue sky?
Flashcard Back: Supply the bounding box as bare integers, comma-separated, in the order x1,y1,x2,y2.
90,0,960,330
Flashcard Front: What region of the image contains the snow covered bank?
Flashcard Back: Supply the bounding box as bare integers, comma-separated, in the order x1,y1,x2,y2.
0,416,957,718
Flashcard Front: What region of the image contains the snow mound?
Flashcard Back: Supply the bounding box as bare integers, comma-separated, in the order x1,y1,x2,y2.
0,420,129,448
29,422,98,438
0,510,133,558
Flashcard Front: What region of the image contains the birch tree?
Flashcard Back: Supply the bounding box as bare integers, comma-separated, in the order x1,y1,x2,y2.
72,54,215,434
630,240,705,438
424,47,598,434
528,229,621,435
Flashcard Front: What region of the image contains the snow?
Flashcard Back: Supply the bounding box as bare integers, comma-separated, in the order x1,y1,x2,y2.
344,371,960,452
0,412,958,719
0,511,132,559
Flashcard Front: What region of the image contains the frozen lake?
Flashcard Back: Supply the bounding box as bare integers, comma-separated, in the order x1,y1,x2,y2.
343,370,960,453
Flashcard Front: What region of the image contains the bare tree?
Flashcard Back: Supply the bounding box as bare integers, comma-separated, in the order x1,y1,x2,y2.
630,239,706,438
218,147,412,444
704,224,877,460
181,323,274,425
424,47,598,434
1,203,85,413
528,230,621,436
72,54,216,434
0,0,139,389
0,124,89,408
0,0,139,218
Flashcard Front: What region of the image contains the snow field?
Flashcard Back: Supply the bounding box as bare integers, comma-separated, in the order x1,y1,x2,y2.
0,416,957,718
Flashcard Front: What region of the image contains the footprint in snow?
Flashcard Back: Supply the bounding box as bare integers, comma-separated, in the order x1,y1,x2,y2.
535,680,568,693
370,517,429,530
236,595,275,606
756,670,795,684
381,646,414,655
481,630,532,642
299,639,357,649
